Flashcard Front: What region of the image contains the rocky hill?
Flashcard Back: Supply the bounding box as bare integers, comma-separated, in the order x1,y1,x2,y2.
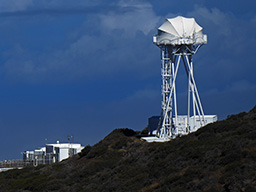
0,106,256,192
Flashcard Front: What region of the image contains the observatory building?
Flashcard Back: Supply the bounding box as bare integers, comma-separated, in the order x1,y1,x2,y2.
23,141,84,166
144,16,217,142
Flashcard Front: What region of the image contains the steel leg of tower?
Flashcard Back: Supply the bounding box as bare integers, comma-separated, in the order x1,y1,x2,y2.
158,49,206,139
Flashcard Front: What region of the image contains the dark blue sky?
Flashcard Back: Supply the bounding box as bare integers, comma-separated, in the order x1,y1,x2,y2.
0,0,255,160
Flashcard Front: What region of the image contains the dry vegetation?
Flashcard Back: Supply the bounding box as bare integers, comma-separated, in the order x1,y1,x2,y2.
0,106,256,192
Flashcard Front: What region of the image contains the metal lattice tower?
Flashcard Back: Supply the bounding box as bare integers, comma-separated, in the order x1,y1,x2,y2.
153,16,214,140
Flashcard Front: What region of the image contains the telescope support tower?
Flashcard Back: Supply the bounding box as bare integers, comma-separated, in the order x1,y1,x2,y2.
158,45,205,139
141,16,217,142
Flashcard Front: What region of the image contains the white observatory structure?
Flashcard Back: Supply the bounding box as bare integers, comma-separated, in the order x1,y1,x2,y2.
148,16,217,142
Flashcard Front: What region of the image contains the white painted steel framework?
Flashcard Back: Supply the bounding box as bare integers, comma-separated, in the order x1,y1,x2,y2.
158,45,205,139
152,16,213,140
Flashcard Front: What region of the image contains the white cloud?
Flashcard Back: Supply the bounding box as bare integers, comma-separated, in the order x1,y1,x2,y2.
188,6,256,53
32,0,101,9
188,7,232,36
2,0,161,82
2,45,48,82
2,2,256,88
186,6,256,87
100,0,160,37
0,0,33,12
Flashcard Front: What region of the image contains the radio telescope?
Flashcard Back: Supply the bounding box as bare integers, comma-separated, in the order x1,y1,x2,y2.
147,16,217,142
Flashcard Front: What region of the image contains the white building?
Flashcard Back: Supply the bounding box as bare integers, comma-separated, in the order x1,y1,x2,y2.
172,115,217,135
145,115,217,142
23,141,84,165
45,142,84,164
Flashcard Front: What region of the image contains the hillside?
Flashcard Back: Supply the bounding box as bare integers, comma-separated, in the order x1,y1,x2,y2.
0,106,256,192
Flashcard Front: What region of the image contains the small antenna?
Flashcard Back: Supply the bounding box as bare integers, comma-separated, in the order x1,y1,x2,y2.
67,135,74,144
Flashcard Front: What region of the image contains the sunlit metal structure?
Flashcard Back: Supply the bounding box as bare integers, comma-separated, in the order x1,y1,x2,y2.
151,16,217,141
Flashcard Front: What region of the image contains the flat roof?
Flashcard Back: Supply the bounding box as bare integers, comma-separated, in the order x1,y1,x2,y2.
46,143,83,149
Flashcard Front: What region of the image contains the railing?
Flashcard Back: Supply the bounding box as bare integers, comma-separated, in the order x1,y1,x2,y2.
0,160,35,169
